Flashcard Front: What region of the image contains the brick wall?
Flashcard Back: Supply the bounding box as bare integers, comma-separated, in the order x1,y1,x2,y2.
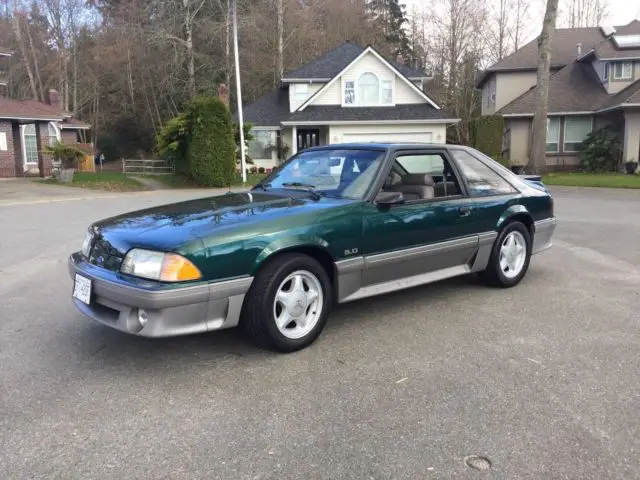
61,129,77,144
38,122,53,177
0,120,16,178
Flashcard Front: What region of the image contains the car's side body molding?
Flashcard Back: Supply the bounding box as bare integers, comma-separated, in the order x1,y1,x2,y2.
334,231,497,303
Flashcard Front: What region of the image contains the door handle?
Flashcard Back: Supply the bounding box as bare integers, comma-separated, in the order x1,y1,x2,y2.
458,206,472,217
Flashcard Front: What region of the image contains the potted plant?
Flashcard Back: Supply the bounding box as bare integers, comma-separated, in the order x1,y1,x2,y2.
43,142,87,183
624,159,638,174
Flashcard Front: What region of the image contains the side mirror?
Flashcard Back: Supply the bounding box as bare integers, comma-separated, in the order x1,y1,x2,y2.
375,191,404,207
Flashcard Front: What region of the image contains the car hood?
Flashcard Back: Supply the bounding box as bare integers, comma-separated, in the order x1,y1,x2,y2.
91,190,353,254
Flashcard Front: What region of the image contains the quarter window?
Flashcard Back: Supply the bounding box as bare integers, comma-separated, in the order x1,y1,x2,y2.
563,117,592,152
613,62,633,80
546,117,560,152
450,150,516,197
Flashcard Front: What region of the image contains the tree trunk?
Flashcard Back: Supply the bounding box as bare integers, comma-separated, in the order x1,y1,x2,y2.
276,0,283,82
225,0,231,87
11,11,39,101
184,0,196,97
528,0,559,175
25,17,44,101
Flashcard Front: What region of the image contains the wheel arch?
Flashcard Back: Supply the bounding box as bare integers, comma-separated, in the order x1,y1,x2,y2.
251,236,336,286
496,205,534,237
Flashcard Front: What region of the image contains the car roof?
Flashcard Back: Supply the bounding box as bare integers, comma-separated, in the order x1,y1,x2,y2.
303,142,463,152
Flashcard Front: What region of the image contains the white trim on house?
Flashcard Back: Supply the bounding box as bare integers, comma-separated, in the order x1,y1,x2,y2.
599,56,640,61
281,119,460,126
296,46,441,111
595,103,640,113
20,124,38,167
0,115,62,121
281,78,331,83
502,111,595,117
250,126,282,130
60,124,91,130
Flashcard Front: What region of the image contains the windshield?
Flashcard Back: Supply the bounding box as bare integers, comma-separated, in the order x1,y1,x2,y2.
258,148,386,199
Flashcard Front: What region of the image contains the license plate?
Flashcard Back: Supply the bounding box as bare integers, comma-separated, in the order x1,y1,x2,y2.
73,274,92,305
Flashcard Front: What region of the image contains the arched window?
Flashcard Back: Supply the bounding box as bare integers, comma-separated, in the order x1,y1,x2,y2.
47,122,61,146
358,72,379,104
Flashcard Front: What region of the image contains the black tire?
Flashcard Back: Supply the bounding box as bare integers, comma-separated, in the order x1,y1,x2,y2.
480,221,532,288
240,253,333,353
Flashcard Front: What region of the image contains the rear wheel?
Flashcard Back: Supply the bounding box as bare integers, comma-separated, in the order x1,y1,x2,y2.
480,221,532,288
241,253,332,352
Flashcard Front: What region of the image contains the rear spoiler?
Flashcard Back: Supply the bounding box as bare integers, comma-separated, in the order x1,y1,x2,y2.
518,174,547,191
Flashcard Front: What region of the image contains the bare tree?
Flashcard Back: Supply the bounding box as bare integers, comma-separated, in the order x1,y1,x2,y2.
529,0,560,175
562,0,608,28
10,6,39,100
277,0,283,80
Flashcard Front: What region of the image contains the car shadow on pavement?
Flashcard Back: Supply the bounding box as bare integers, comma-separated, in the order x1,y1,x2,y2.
61,272,516,374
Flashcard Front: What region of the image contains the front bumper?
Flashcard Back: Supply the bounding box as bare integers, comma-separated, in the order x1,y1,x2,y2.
532,217,557,254
68,252,252,337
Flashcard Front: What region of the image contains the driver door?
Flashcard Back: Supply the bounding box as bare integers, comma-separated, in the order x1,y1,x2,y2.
361,149,479,287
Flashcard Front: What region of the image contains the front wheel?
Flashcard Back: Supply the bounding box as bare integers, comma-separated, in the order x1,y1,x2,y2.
480,221,532,288
241,253,332,352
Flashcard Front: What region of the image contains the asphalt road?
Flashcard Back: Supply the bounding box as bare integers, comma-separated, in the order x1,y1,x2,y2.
1,184,639,479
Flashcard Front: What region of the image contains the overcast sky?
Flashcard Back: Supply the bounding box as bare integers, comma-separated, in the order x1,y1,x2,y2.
401,0,640,44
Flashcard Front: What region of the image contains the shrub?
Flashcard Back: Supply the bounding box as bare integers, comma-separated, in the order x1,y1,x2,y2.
250,166,257,174
43,141,87,169
470,115,505,158
156,113,189,175
258,166,265,174
578,126,621,172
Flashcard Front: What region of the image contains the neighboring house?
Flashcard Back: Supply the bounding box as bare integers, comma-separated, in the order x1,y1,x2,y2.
477,19,640,169
0,50,90,178
235,42,457,169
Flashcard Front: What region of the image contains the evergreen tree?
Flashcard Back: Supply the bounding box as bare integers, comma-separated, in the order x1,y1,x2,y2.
366,0,413,65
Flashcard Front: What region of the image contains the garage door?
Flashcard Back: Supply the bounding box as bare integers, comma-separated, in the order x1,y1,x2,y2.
341,132,433,144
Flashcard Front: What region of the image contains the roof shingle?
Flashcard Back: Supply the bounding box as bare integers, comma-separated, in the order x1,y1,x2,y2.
282,42,426,80
0,97,66,120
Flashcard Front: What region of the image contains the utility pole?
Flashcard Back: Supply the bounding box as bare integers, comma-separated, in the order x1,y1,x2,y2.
232,0,246,183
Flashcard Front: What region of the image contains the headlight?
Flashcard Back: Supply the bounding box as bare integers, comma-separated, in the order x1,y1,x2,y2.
81,230,94,258
121,249,202,282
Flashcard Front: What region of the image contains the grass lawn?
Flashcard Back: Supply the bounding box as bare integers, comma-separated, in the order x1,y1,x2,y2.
39,172,148,192
542,172,640,189
151,173,267,189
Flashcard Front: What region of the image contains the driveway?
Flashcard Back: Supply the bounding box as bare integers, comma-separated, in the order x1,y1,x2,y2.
1,187,639,479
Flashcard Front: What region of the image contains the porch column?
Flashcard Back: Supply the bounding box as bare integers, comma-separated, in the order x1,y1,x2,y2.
291,125,297,155
623,111,640,163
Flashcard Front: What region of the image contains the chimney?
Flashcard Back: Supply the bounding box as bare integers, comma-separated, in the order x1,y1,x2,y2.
47,89,60,108
396,53,405,65
217,83,229,107
576,42,582,57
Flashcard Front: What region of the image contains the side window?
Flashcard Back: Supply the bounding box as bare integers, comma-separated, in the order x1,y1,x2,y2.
383,152,462,199
450,149,516,197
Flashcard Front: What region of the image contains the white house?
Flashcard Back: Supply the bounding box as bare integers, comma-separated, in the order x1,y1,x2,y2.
234,42,459,169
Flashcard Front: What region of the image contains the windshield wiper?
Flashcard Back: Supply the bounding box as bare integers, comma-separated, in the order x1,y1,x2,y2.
253,181,271,191
281,182,322,200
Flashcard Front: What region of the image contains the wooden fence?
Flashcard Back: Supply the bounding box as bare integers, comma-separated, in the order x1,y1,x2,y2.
122,159,174,175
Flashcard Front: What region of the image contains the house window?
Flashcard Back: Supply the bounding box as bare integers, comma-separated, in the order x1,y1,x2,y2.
563,117,592,152
603,63,609,81
47,122,60,146
546,117,560,152
294,84,308,103
613,62,633,80
248,129,276,160
22,123,38,164
381,79,392,104
344,81,355,105
358,72,379,104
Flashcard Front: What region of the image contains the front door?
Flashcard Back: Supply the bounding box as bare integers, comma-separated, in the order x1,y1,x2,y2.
361,149,479,287
297,129,321,151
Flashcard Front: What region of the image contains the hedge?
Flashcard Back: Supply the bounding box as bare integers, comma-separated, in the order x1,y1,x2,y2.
470,115,504,159
186,96,236,187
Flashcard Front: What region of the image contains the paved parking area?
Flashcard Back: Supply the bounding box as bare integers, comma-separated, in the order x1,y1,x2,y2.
1,186,639,479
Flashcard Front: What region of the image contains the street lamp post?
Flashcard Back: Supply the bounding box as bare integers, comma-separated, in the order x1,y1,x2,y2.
232,0,247,183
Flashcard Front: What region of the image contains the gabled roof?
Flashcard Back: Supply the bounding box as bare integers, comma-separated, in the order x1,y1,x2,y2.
282,42,426,81
593,20,640,59
0,97,66,120
487,27,607,72
498,60,610,116
236,88,290,127
600,78,640,110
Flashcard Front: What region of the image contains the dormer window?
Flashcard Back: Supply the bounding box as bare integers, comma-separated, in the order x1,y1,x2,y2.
294,83,309,102
344,72,394,106
613,62,632,80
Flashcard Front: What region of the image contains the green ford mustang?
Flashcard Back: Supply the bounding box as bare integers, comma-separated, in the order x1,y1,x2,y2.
69,143,557,352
